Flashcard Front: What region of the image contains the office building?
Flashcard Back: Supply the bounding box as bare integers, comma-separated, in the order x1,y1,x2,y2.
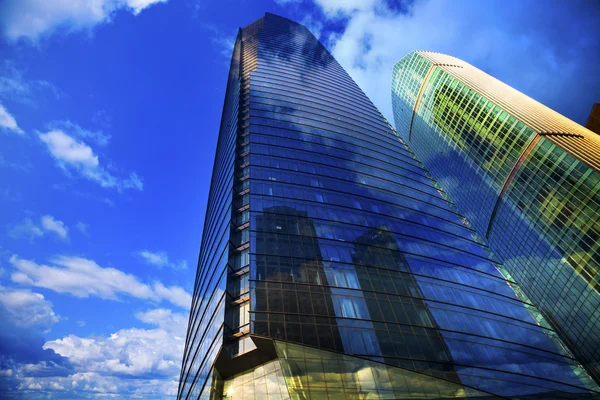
392,51,600,384
178,16,598,399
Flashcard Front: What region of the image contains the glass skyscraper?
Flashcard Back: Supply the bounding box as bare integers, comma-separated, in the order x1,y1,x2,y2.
392,51,600,385
178,15,599,399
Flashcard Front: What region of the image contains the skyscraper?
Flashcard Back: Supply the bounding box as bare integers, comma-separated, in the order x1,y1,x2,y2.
391,51,600,385
178,15,599,399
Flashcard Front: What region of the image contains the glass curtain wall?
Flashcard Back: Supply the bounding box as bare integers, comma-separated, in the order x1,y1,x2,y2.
392,50,600,385
179,17,599,400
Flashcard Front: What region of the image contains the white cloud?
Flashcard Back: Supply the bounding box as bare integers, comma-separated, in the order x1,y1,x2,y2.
48,120,111,146
138,250,168,267
0,103,23,134
9,218,43,240
137,250,188,271
274,0,302,5
12,369,178,398
126,0,167,14
44,308,186,376
313,0,377,17
9,214,69,241
152,282,191,309
0,268,185,399
9,254,192,309
76,221,89,235
40,215,69,239
40,130,98,167
39,129,143,192
5,308,184,398
0,0,168,42
301,14,324,40
212,35,236,58
10,255,153,300
0,285,59,330
0,60,60,106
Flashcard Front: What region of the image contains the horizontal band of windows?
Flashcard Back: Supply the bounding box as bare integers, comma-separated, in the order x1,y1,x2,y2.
250,163,448,210
255,54,356,93
248,193,478,249
248,104,401,157
251,307,561,369
249,185,461,242
248,176,467,230
250,64,370,110
250,80,387,129
450,370,592,397
250,277,540,330
250,251,515,299
249,226,504,283
249,76,389,130
250,149,440,202
249,102,399,151
249,139,430,195
255,41,354,83
244,104,402,155
246,336,580,395
257,32,340,58
250,245,520,306
248,192,478,253
252,60,372,110
249,67,369,108
250,95,392,141
251,267,531,312
248,95,391,151
249,150,432,211
255,51,351,86
250,87,391,134
253,58,364,99
248,202,486,260
256,42,350,80
349,352,590,392
249,312,567,362
249,127,427,180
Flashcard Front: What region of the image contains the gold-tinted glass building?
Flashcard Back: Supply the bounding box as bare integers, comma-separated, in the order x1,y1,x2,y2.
392,51,600,384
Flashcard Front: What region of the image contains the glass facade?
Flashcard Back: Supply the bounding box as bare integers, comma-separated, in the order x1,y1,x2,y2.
178,17,599,400
392,51,600,385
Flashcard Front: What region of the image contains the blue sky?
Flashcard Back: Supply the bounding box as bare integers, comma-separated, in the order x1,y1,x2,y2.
0,0,598,398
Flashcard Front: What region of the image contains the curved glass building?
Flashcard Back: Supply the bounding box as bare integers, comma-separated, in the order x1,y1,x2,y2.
392,51,600,385
178,15,599,399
